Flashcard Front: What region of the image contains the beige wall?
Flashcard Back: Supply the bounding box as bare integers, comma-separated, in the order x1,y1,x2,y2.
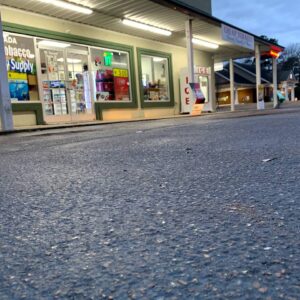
181,0,212,15
1,6,213,123
0,112,36,129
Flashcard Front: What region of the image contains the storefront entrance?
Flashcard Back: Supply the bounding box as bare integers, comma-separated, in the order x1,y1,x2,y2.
38,42,94,123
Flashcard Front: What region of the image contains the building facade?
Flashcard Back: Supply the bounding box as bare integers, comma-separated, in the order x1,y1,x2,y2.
0,0,283,130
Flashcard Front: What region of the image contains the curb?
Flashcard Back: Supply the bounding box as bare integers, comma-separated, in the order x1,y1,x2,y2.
1,106,299,136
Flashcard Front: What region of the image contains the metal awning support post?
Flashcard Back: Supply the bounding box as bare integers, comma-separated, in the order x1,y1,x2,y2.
185,18,194,114
255,44,263,110
0,12,14,131
229,58,235,111
272,57,278,108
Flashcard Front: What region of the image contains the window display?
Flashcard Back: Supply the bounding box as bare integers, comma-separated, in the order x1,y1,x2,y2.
4,32,38,101
66,51,92,114
141,55,170,102
91,48,131,102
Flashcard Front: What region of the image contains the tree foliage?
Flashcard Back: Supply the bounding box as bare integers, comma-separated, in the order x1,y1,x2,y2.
279,43,300,75
260,35,279,45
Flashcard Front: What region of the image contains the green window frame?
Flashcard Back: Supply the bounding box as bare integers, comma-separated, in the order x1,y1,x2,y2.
137,48,174,108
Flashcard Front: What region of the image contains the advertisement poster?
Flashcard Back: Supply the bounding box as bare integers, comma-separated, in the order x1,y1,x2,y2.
189,82,205,116
45,51,59,81
113,68,129,101
8,72,29,101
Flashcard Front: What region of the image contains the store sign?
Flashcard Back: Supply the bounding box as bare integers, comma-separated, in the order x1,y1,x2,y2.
4,33,35,74
113,68,128,78
4,34,33,59
103,51,113,66
180,68,193,113
8,59,34,73
195,66,210,76
221,24,254,50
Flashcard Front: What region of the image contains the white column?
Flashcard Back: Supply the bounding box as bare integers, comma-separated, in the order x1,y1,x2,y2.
229,58,235,111
0,13,14,131
291,85,295,101
185,19,194,86
234,88,239,105
272,57,278,108
255,44,263,110
285,85,289,102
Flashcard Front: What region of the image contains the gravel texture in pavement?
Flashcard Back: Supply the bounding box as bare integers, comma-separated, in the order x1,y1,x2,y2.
0,112,299,299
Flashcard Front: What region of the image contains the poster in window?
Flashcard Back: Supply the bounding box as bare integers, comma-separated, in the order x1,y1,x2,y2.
113,68,129,101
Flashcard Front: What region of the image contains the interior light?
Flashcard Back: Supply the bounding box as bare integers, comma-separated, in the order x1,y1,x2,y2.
38,40,71,48
192,38,219,49
122,19,172,36
153,57,165,62
112,62,128,66
38,0,93,15
57,58,82,63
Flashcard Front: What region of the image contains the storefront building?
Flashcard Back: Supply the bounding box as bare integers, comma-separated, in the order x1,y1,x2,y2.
0,0,284,130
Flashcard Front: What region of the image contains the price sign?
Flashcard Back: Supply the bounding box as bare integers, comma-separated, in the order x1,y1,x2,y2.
113,68,128,78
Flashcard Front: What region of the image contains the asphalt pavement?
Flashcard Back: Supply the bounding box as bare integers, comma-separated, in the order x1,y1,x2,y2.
0,111,299,299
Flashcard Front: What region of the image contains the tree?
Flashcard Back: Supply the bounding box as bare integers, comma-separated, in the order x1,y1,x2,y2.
279,43,300,80
260,35,279,45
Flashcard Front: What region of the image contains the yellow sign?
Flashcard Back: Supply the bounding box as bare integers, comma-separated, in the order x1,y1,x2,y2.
8,72,27,80
113,68,128,78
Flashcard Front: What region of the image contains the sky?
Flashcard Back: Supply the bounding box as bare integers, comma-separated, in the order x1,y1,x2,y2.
212,0,300,47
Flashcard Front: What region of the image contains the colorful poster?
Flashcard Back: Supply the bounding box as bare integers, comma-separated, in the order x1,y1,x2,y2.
113,68,129,101
8,72,29,101
114,76,129,101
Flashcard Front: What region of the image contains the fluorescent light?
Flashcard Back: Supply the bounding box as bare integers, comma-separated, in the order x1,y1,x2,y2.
153,57,165,62
38,0,93,15
122,19,172,36
112,62,128,66
57,58,82,63
38,40,71,48
214,62,224,71
192,38,219,49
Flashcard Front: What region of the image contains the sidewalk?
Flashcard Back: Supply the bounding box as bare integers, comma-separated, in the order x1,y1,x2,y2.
1,101,299,135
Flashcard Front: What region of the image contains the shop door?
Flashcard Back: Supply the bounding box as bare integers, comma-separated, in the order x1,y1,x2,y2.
39,44,93,123
39,48,69,119
66,49,93,122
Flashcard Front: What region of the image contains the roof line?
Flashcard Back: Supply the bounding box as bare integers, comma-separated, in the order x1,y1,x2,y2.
234,63,271,83
150,0,284,50
216,72,230,82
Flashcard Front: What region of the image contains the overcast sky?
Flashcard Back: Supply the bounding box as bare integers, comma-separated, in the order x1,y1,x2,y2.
212,0,299,47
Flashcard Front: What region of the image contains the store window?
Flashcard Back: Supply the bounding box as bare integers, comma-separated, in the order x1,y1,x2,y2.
91,48,131,102
3,32,38,101
140,55,170,102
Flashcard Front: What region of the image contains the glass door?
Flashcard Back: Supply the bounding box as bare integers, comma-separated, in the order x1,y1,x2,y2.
39,48,68,116
66,50,92,119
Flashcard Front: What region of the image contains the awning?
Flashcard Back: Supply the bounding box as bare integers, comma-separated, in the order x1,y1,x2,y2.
0,0,284,62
